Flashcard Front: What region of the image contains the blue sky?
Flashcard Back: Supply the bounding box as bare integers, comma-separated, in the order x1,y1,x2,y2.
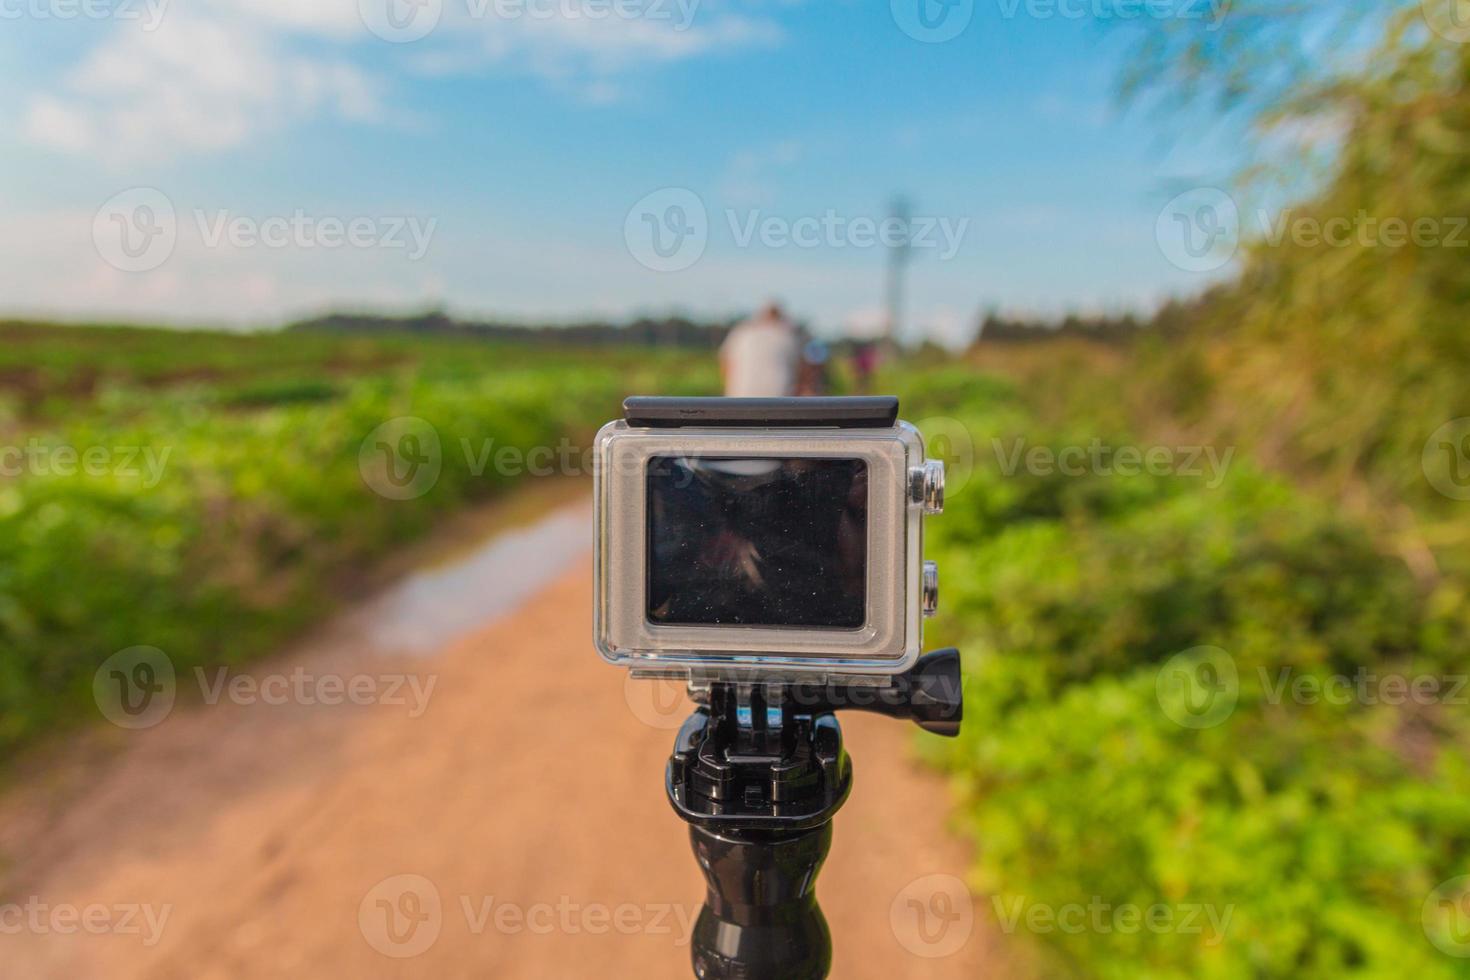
0,0,1246,342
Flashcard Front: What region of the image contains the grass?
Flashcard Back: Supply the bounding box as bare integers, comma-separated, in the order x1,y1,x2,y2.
893,358,1470,979
0,322,717,755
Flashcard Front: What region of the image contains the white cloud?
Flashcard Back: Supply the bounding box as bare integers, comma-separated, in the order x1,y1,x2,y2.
22,97,96,153
410,7,784,102
23,14,382,158
20,1,785,158
0,205,448,328
208,0,366,37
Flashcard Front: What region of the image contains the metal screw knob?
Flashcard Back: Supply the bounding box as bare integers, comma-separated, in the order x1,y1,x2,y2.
909,459,945,515
922,561,939,618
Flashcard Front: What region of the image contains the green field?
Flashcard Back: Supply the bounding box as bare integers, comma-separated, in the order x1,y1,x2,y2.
894,357,1470,978
6,318,1465,978
0,322,715,753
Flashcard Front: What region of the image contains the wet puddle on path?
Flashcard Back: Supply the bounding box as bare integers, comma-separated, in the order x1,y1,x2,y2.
345,497,593,657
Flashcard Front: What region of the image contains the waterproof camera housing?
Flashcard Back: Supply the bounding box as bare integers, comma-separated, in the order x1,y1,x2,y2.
594,396,943,679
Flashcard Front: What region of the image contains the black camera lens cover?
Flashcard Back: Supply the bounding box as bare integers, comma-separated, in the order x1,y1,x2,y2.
646,456,868,629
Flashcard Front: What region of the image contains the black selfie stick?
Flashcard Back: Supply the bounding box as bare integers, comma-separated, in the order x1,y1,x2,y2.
669,653,963,979
624,397,964,980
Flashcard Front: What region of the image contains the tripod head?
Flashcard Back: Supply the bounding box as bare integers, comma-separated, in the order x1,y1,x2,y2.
670,649,964,829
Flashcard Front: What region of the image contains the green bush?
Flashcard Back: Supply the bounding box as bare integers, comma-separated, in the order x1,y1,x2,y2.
0,327,714,754
893,371,1470,978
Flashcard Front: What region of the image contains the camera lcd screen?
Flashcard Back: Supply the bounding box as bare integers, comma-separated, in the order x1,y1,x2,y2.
646,456,868,629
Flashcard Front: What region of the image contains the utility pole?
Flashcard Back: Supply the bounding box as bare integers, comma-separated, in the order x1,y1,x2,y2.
883,196,913,353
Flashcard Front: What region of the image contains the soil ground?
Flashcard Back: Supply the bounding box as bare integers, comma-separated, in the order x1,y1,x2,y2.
0,493,1015,978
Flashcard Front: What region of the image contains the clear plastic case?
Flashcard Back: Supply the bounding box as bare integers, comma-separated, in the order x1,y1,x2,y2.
593,419,936,678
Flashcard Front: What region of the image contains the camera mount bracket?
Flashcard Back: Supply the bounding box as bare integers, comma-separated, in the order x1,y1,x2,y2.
666,650,963,979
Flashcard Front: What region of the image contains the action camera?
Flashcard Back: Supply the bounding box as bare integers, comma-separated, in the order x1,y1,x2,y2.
594,396,944,678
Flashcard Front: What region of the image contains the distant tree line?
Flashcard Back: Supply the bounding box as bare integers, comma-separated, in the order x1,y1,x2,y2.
288,304,1207,351
287,311,737,349
972,310,1151,346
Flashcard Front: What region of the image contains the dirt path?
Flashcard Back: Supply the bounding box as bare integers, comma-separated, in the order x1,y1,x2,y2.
0,496,1010,978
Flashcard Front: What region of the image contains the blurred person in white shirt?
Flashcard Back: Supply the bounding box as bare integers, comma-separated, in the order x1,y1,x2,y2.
720,302,801,397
